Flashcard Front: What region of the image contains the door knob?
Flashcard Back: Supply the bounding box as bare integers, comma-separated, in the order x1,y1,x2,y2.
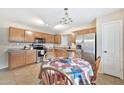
104,51,107,53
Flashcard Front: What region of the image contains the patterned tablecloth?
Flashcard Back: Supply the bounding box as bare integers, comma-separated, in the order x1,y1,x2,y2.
42,58,94,85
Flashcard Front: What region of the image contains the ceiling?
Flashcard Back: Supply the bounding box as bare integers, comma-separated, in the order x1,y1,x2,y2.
0,8,122,33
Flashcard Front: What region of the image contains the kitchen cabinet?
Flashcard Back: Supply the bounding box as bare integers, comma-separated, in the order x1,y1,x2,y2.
44,33,49,43
9,27,25,42
9,26,56,43
34,32,42,38
34,32,46,39
45,34,55,43
41,33,46,39
51,35,55,43
8,50,36,69
71,33,76,44
25,50,36,64
49,34,55,43
54,49,67,57
25,31,35,42
54,35,61,44
74,27,96,35
8,51,25,69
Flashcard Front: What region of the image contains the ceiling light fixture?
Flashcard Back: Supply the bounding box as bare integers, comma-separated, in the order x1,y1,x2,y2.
59,8,73,25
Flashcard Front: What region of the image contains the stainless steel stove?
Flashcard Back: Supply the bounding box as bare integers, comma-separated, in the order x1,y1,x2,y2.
32,38,47,63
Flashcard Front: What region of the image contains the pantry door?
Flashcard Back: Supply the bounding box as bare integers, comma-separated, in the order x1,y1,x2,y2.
102,20,123,79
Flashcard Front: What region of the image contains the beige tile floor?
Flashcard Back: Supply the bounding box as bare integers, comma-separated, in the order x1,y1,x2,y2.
0,63,124,85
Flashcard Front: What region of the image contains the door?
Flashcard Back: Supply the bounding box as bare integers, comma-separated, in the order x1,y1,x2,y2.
102,20,123,78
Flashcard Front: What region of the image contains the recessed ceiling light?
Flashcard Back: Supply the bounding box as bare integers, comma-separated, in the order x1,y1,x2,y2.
35,19,45,25
26,31,33,35
54,24,65,29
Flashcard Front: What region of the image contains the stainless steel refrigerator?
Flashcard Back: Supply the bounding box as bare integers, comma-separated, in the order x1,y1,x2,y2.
76,33,96,65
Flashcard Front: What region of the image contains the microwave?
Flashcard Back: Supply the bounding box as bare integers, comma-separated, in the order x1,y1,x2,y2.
34,38,45,43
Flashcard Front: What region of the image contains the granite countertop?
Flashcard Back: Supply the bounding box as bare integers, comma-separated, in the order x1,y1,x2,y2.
48,47,76,51
8,48,35,52
8,47,76,52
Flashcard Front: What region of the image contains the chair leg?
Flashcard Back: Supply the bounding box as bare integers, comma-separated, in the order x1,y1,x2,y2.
39,81,42,84
91,81,96,85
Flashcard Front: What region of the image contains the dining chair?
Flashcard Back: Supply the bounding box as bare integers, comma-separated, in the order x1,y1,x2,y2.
90,56,101,85
41,52,55,64
75,51,82,58
39,67,73,85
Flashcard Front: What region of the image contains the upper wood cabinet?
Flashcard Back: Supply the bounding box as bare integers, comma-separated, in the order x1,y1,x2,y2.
50,34,55,43
44,34,55,43
25,31,35,42
54,35,61,44
44,33,49,43
49,34,54,43
41,33,46,39
9,27,25,42
34,32,46,39
71,33,76,44
74,27,96,35
9,27,56,43
34,32,42,38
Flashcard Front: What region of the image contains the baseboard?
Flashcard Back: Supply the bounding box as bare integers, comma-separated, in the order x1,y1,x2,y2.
0,66,8,70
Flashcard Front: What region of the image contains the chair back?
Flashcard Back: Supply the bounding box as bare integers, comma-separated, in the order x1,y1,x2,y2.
43,52,55,61
91,56,101,82
40,67,73,85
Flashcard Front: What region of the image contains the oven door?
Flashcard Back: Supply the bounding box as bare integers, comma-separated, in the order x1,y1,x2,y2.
36,50,45,63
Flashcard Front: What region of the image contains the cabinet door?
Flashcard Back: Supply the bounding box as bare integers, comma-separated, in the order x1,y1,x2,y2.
71,33,76,43
54,49,67,57
34,32,42,38
9,52,25,69
34,32,46,39
9,27,25,42
41,33,46,39
54,35,61,43
51,35,55,43
48,34,54,43
25,50,36,64
45,34,50,43
25,31,34,42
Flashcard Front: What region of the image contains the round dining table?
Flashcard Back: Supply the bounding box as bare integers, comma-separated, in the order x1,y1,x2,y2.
39,57,94,85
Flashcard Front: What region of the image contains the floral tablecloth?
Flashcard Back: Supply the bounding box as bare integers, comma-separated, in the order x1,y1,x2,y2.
42,58,94,85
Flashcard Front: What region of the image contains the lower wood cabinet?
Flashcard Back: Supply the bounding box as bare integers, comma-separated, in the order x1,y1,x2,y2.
8,51,26,69
25,50,36,64
8,50,36,69
54,49,67,57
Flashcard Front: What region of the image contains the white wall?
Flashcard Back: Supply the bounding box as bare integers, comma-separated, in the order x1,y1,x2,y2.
0,22,55,69
96,10,124,73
